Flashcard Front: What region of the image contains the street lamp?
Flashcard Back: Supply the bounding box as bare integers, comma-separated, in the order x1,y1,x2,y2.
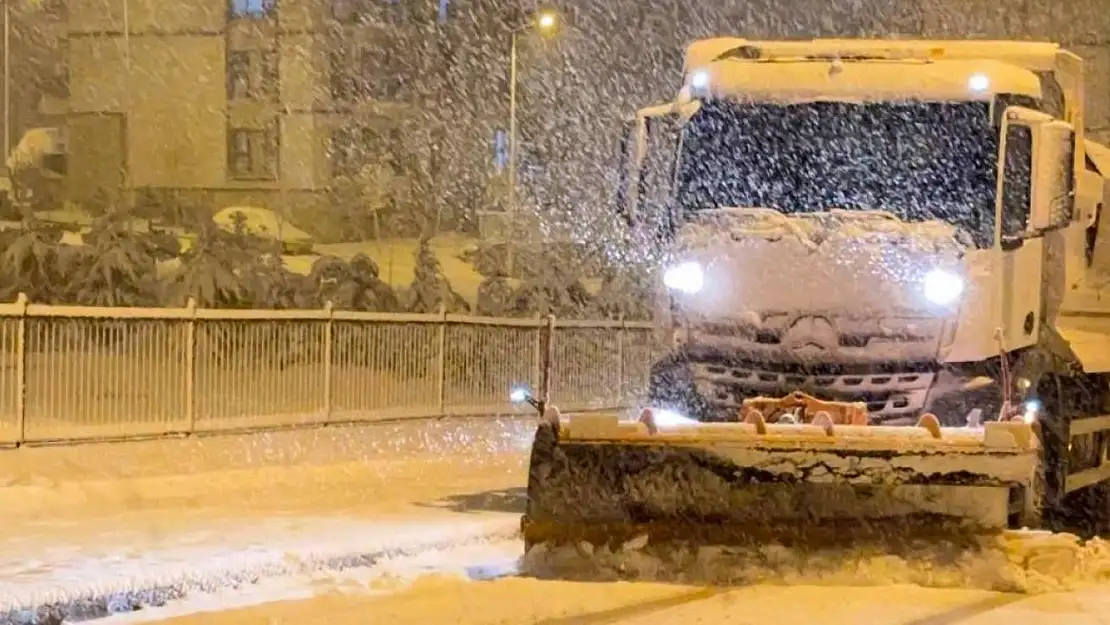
3,0,10,160
507,8,557,217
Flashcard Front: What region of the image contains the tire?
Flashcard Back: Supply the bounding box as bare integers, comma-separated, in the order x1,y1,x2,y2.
1037,373,1110,536
646,356,712,421
925,382,1003,428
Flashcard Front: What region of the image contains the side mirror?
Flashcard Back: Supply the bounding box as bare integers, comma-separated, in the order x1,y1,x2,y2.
615,119,637,226
997,108,1041,246
636,111,683,238
1030,120,1076,232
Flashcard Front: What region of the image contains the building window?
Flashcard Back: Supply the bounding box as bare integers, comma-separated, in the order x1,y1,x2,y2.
228,123,279,180
229,0,276,19
360,46,403,100
332,0,402,25
329,51,357,103
227,51,278,101
492,129,508,172
330,47,404,103
330,125,382,178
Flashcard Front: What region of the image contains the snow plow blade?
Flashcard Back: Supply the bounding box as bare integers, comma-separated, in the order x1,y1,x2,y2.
522,403,1039,552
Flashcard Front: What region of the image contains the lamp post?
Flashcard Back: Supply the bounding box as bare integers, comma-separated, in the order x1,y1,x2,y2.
506,9,556,217
3,0,10,160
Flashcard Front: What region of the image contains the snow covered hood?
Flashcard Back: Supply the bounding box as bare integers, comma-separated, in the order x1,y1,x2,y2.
673,208,971,316
678,208,971,256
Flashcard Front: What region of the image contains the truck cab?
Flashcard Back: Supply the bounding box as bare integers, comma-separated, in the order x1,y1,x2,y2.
618,41,1088,417
616,40,1110,523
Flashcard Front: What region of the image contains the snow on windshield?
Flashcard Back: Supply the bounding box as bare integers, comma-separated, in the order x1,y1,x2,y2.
674,100,999,247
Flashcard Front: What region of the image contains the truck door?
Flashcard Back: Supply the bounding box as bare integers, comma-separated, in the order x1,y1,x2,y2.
615,119,636,225
1034,121,1078,318
997,110,1044,351
635,111,683,240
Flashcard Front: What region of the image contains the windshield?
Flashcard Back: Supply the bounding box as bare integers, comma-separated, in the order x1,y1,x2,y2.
674,100,999,247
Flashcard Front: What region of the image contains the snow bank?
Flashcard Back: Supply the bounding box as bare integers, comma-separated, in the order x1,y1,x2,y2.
1,417,533,482
521,530,1110,595
0,516,521,625
0,417,534,522
93,541,523,624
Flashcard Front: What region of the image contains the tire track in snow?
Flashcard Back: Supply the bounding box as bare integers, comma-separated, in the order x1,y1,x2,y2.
900,593,1027,625
0,520,522,625
531,588,1028,625
530,588,724,625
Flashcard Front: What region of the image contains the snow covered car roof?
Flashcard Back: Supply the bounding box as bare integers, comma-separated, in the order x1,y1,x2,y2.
213,206,314,244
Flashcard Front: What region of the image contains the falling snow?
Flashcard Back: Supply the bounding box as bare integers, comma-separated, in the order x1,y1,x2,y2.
3,0,1110,621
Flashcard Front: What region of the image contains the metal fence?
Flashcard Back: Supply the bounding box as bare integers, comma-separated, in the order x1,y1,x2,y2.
0,295,658,446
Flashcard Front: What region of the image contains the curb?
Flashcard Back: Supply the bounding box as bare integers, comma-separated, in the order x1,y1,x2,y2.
0,524,522,625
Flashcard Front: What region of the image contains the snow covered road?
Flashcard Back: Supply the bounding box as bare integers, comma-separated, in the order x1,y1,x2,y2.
6,416,1110,624
0,418,534,622
91,545,1110,625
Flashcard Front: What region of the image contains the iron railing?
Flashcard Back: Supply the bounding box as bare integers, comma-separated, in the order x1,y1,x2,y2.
0,295,658,446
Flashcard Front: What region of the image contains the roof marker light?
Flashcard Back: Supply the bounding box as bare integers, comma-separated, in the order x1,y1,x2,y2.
690,69,710,89
968,73,990,92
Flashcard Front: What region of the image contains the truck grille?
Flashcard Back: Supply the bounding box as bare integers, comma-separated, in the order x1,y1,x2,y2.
692,363,934,423
683,313,945,366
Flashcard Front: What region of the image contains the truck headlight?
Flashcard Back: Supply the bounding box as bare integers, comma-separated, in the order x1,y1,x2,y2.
663,261,704,294
923,269,965,306
1023,399,1042,424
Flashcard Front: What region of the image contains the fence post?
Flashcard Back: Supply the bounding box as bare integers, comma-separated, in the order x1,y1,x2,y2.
14,292,27,445
616,314,625,409
323,301,334,423
531,314,542,393
539,314,555,411
436,303,447,417
184,297,197,434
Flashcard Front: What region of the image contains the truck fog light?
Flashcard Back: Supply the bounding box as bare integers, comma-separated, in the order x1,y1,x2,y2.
923,269,964,306
663,261,704,294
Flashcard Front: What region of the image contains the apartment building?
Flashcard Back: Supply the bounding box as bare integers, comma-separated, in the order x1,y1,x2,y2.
64,0,439,223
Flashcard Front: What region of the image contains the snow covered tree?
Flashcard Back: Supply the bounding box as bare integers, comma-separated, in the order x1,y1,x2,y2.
328,163,396,243
405,238,468,314
0,218,73,303
166,216,298,309
66,213,177,307
308,253,398,312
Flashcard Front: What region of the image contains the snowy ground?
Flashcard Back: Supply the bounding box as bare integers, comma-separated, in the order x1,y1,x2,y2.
7,415,1110,624
124,579,1110,625
0,417,534,522
0,417,534,622
85,538,1110,625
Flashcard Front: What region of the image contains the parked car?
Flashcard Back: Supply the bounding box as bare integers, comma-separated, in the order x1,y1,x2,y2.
212,206,315,255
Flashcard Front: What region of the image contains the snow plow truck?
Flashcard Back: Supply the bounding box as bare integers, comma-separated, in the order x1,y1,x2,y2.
522,39,1110,553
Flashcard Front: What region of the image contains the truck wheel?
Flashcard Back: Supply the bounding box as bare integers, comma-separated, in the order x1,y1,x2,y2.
1083,479,1110,536
927,389,1002,427
1038,373,1110,536
647,357,712,421
1009,482,1041,530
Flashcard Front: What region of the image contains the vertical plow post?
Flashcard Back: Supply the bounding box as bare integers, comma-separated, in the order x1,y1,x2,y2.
538,314,555,419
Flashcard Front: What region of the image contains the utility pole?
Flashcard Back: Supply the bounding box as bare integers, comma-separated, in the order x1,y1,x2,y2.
122,0,131,207
506,9,556,217
505,10,556,275
4,0,11,161
507,30,517,217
